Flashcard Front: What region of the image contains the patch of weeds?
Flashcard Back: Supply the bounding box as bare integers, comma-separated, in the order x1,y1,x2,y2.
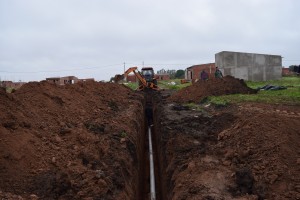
124,82,138,90
5,87,14,93
207,96,230,107
168,85,180,90
120,131,127,138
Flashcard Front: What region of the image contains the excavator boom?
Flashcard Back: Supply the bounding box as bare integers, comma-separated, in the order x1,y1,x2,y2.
114,66,159,91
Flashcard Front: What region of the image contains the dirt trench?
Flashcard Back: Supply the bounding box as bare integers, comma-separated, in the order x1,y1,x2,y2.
140,90,239,199
150,91,238,199
149,90,300,199
1,81,300,199
136,90,166,200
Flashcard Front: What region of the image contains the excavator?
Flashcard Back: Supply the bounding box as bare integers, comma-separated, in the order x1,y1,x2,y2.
114,67,159,91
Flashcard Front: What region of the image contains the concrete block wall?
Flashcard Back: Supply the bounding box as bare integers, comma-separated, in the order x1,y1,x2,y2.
215,51,282,81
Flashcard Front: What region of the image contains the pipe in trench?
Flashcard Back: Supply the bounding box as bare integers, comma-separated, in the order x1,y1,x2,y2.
148,126,156,200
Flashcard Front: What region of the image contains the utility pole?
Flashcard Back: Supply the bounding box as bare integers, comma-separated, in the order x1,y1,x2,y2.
123,62,125,74
123,62,126,82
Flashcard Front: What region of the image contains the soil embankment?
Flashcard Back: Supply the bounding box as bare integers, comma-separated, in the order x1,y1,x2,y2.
0,81,145,199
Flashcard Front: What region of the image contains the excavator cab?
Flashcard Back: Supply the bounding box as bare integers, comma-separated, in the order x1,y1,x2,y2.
141,67,157,86
141,68,154,82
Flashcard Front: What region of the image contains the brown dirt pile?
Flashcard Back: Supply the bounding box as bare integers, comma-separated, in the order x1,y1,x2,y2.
217,103,300,199
0,81,144,199
169,76,257,103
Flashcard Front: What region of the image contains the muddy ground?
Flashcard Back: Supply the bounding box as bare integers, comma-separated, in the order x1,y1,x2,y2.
0,78,300,199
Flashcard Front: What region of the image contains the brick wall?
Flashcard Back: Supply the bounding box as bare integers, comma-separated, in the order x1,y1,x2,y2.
186,63,216,81
127,74,137,82
155,74,170,80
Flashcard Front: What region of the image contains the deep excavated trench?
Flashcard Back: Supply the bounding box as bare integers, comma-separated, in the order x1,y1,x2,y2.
136,91,167,200
135,90,236,199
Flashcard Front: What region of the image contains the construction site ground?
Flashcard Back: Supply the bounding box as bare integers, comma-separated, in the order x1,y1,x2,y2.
0,78,300,199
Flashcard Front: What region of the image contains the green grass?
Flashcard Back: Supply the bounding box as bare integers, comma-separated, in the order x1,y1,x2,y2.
207,77,300,105
122,79,192,90
123,82,138,90
123,77,300,105
246,77,300,89
158,79,191,90
5,87,15,93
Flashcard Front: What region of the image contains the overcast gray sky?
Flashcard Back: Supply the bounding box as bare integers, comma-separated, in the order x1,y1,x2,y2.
1,0,299,82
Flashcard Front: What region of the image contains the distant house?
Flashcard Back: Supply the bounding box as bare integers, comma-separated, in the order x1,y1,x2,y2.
126,74,137,82
282,67,294,76
1,81,25,89
155,74,170,80
185,63,216,82
46,76,94,85
1,81,14,88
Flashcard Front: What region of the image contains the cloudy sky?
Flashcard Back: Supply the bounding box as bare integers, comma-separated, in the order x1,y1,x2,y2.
0,0,299,82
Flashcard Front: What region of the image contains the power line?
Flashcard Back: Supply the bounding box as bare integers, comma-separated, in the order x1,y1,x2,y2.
0,62,213,74
0,63,122,74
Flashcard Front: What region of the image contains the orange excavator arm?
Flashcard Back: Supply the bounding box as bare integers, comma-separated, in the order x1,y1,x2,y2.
114,66,159,91
114,67,146,85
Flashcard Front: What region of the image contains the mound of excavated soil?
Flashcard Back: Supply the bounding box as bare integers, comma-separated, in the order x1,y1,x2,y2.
169,76,257,103
0,81,144,199
217,103,300,199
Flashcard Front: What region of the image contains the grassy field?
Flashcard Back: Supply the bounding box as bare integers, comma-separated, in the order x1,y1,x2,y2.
121,77,300,105
123,79,192,90
208,77,300,105
158,79,191,90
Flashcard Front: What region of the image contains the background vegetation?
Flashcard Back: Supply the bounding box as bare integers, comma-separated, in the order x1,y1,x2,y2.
207,77,300,105
123,76,300,105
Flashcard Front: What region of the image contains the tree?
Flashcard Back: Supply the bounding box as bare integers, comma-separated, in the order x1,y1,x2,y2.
175,70,185,79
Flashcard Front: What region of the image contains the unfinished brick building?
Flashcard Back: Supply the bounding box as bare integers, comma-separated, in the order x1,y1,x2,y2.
185,63,216,82
46,76,94,85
